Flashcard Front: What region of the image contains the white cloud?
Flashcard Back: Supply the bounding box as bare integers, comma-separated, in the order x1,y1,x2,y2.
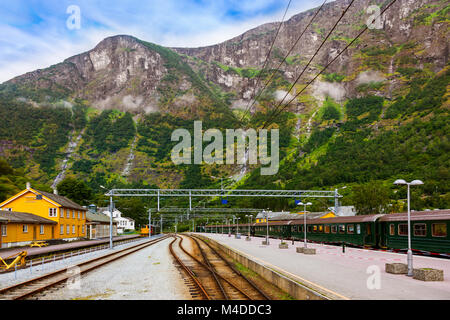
0,0,325,83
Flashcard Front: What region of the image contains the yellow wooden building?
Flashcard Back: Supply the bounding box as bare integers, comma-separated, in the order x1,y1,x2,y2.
0,183,87,244
0,210,57,248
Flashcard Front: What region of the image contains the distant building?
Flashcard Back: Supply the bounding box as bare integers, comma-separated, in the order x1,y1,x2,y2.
85,210,118,240
98,207,135,234
0,182,87,242
329,206,357,216
255,210,336,223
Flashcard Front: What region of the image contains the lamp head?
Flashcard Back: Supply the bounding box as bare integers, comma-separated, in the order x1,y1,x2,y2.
394,179,407,185
410,180,424,186
306,202,312,206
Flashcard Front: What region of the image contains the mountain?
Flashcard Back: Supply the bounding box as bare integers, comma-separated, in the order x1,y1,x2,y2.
0,0,448,211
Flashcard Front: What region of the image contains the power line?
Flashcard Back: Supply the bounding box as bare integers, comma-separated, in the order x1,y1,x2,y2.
239,0,292,122
262,0,356,128
240,0,328,123
262,0,399,128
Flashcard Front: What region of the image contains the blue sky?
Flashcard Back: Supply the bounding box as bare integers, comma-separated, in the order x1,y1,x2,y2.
0,0,324,83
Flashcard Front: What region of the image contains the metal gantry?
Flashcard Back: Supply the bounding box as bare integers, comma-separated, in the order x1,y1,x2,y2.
105,188,342,211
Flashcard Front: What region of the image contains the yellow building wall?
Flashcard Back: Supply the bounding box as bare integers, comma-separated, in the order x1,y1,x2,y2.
1,223,54,244
0,189,86,241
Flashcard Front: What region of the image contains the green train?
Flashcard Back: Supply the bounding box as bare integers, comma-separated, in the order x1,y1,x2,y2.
201,210,450,257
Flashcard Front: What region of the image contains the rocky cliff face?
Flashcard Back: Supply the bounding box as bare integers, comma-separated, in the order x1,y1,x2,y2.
0,0,448,191
6,0,448,115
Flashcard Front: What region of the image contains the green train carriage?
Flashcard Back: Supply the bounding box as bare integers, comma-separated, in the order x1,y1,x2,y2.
289,215,383,247
379,210,450,254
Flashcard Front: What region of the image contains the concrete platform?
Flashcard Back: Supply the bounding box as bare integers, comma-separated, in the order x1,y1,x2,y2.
198,233,450,300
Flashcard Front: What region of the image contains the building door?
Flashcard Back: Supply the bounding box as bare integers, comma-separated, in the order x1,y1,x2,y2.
51,226,55,239
33,226,37,240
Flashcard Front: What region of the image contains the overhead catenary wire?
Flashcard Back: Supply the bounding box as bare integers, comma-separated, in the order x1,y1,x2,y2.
239,0,293,122
240,0,328,123
262,0,357,128
262,0,399,129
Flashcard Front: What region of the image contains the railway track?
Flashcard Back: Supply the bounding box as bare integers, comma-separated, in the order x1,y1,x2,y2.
169,234,270,301
0,235,170,300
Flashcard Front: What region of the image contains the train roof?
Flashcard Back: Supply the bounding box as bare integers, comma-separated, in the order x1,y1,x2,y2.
204,210,450,228
379,209,450,222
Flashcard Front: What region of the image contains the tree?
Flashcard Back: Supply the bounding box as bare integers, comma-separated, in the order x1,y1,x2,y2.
351,183,391,215
57,177,93,206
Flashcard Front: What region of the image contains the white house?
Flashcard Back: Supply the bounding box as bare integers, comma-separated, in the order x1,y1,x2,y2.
99,207,135,234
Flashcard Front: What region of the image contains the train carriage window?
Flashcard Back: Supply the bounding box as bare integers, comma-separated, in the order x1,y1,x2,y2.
356,224,361,235
398,224,408,236
324,225,330,234
413,224,426,237
313,225,317,233
432,223,447,237
347,224,354,234
331,225,337,234
339,225,346,234
318,225,323,233
307,226,312,233
389,224,395,236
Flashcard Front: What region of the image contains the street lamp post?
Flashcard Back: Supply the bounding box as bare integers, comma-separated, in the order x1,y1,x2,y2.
298,202,312,248
236,217,240,237
245,215,251,240
394,179,424,277
263,210,269,245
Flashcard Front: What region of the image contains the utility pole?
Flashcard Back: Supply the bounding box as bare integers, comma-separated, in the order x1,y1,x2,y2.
148,208,152,238
109,192,114,249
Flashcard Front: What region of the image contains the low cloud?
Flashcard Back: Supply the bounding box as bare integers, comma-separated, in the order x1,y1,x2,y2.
311,81,346,102
356,70,386,85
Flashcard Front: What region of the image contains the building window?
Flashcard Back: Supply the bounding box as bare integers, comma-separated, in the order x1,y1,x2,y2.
3,208,12,211
389,224,395,236
1,225,7,236
82,225,85,234
49,208,57,217
73,210,75,219
347,224,354,234
414,224,426,237
23,225,28,233
398,224,408,236
432,223,447,237
60,208,64,217
60,225,64,235
78,211,80,219
72,225,75,234
67,225,70,234
67,210,70,218
339,225,346,234
40,225,44,235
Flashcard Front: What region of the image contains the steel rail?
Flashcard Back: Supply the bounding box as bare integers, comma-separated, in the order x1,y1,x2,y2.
168,236,211,300
0,236,170,300
178,234,255,300
191,234,271,300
